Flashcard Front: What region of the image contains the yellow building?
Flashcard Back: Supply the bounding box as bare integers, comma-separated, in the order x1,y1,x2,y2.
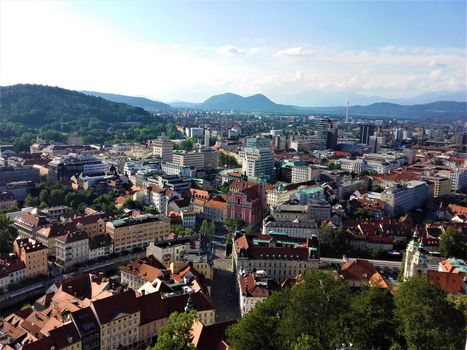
14,238,48,278
424,176,451,198
91,290,141,350
106,214,170,253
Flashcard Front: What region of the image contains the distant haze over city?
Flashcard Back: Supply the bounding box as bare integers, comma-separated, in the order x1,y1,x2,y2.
1,1,466,106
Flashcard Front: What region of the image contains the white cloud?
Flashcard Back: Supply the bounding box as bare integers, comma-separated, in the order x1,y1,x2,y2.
275,46,314,58
218,45,259,56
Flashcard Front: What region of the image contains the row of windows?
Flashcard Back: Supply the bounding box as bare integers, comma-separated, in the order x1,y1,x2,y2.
248,262,304,268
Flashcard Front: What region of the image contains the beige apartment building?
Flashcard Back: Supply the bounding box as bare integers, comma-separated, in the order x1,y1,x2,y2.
423,175,451,198
153,134,174,162
14,238,48,278
72,212,115,237
172,149,217,170
91,290,141,350
106,214,170,253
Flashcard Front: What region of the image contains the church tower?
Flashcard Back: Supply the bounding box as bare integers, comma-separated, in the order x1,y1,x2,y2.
403,229,428,280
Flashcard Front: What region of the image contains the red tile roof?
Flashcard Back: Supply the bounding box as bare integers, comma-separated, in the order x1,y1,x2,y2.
205,199,227,210
239,273,270,298
428,271,465,294
340,259,388,288
191,319,236,350
447,204,467,216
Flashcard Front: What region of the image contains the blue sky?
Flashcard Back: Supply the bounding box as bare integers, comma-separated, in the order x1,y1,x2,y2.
72,1,465,48
1,1,465,105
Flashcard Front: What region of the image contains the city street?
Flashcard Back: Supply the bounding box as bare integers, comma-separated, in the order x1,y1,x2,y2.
212,255,240,322
206,221,240,321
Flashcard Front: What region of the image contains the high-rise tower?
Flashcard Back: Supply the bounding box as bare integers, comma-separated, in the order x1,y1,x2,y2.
345,100,350,123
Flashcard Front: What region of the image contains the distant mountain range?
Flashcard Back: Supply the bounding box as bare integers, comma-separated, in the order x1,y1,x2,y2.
81,90,172,112
168,92,466,119
1,84,466,120
268,90,467,107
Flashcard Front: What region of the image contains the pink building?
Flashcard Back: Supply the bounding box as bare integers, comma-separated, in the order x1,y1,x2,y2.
226,178,266,227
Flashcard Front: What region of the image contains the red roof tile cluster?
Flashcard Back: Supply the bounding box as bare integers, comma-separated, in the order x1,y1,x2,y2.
428,271,465,294
205,199,227,210
239,273,278,297
191,319,236,350
0,254,25,279
190,188,211,200
447,204,467,217
234,234,318,261
340,259,388,288
344,217,412,245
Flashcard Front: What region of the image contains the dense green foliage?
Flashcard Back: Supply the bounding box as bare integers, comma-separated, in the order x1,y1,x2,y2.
394,275,465,350
0,84,178,150
317,225,348,256
0,214,18,253
148,311,197,350
200,219,215,241
227,270,466,350
171,225,194,237
223,218,246,232
353,207,371,219
121,199,144,211
81,90,172,112
218,152,240,168
328,162,342,170
439,227,467,259
343,287,397,350
447,294,467,330
218,181,231,194
24,179,118,213
173,138,196,151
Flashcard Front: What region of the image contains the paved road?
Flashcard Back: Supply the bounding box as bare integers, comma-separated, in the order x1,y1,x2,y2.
211,257,240,322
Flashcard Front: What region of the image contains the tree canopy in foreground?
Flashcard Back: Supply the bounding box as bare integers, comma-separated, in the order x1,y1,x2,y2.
227,270,465,350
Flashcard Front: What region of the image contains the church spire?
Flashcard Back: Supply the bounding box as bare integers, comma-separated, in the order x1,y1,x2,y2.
184,294,195,313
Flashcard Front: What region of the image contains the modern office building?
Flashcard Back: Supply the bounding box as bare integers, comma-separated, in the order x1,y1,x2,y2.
316,118,338,150
0,164,40,185
48,155,107,182
381,180,429,215
172,149,217,171
394,128,403,141
185,127,204,138
160,162,196,177
359,124,375,145
239,138,274,179
291,165,313,183
422,175,451,198
153,134,174,162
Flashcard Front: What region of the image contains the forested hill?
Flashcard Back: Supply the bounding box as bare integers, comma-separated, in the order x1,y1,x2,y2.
0,84,177,149
81,90,172,112
0,84,161,127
